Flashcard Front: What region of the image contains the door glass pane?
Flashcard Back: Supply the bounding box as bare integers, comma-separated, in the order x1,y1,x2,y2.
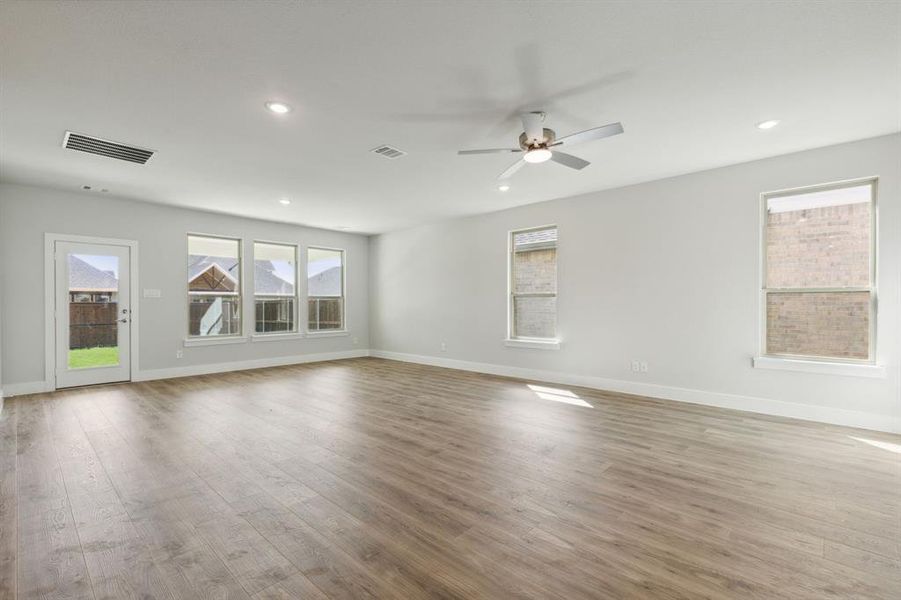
68,254,120,368
766,291,870,360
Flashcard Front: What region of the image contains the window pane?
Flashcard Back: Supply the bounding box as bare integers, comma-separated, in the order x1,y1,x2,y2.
511,227,557,340
766,291,869,360
188,235,241,336
308,248,344,330
513,227,557,248
308,297,344,330
254,243,296,291
766,184,871,288
308,248,342,297
255,298,295,333
514,296,556,339
513,247,557,294
254,242,296,333
189,296,242,336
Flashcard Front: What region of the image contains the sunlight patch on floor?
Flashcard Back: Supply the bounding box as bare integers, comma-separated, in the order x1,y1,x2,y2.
527,384,593,408
850,436,901,454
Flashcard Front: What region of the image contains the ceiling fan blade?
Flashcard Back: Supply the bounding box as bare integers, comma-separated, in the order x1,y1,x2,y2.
498,159,526,180
458,148,521,155
550,151,590,170
553,122,624,147
520,111,545,143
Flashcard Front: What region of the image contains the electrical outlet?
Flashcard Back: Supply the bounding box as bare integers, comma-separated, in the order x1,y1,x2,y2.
176,350,184,359
440,341,447,352
640,361,648,372
631,360,640,372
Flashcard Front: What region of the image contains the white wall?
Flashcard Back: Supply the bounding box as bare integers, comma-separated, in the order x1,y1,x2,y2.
369,134,901,432
0,184,369,391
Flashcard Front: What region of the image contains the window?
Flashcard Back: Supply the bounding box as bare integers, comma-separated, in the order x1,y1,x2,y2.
254,242,297,334
188,235,242,337
509,226,557,340
762,179,876,362
307,247,344,331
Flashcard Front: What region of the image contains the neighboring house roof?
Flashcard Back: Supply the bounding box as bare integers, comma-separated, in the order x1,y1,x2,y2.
187,255,296,295
188,255,239,293
189,255,238,281
254,260,294,296
68,255,118,292
308,265,341,296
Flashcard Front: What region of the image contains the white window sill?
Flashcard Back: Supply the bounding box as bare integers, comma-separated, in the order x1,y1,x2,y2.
305,330,349,338
183,336,248,347
251,332,304,342
505,338,560,350
752,356,886,378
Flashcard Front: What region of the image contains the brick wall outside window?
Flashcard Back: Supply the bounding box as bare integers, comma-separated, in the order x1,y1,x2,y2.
512,247,556,337
765,201,871,359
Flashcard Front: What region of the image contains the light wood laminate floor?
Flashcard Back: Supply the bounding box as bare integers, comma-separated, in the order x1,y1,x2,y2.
1,357,899,599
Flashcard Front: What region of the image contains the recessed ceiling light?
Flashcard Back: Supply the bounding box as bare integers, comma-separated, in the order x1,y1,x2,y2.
498,184,511,192
757,119,780,130
82,185,92,190
265,101,292,114
279,198,291,205
523,148,552,164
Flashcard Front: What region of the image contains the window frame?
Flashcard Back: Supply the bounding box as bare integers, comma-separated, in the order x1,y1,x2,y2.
185,232,245,342
306,245,347,334
252,240,300,336
507,224,559,344
759,177,878,365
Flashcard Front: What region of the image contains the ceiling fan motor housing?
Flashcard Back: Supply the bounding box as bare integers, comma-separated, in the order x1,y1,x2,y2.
519,128,556,150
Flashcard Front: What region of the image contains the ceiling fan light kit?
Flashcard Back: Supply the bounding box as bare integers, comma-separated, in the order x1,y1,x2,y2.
458,111,624,180
523,148,552,163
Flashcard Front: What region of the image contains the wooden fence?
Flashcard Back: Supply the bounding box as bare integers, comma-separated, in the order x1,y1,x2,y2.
69,298,341,347
69,302,118,349
308,297,343,330
189,297,240,336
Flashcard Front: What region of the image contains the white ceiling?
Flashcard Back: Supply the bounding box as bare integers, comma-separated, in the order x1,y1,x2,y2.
1,1,899,234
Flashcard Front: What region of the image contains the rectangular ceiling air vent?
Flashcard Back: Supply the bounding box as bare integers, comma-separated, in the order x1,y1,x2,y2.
63,131,155,164
370,144,406,159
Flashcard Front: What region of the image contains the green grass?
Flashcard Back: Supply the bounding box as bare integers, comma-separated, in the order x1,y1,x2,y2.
68,346,119,369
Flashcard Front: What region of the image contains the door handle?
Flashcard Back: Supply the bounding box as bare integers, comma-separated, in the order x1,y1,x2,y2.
118,318,130,323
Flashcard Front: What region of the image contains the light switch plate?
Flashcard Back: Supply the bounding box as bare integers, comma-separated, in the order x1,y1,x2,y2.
143,289,162,298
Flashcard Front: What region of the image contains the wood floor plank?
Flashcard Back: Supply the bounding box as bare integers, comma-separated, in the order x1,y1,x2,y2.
15,396,95,600
252,571,329,600
5,357,900,599
0,400,18,600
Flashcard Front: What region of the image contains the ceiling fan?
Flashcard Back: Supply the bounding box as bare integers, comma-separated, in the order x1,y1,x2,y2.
458,111,624,180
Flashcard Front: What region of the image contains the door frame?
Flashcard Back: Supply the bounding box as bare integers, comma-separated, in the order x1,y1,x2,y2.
44,233,140,391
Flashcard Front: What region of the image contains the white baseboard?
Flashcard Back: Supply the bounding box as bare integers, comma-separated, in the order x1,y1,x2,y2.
5,348,897,433
133,349,371,382
1,350,371,398
2,380,54,397
370,350,901,434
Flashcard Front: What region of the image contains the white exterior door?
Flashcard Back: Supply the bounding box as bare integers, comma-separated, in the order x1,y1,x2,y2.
55,241,131,388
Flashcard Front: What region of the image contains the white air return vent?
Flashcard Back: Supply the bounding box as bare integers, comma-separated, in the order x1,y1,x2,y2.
370,144,406,159
63,131,155,164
